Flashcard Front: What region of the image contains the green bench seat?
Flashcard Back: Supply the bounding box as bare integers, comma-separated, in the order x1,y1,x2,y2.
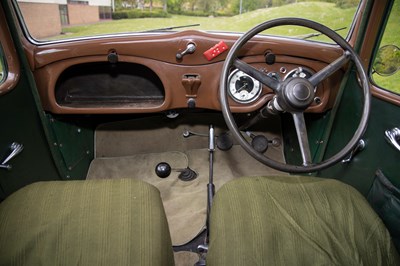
0,179,174,266
207,176,400,265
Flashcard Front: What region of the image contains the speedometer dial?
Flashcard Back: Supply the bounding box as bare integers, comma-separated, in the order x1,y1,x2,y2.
228,69,262,104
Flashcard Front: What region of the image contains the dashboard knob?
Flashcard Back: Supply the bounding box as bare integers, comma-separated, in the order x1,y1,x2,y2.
107,51,118,64
187,98,196,108
265,52,276,65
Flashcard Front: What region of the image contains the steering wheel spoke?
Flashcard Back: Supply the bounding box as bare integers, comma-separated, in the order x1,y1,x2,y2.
292,112,312,166
233,59,280,91
309,51,351,87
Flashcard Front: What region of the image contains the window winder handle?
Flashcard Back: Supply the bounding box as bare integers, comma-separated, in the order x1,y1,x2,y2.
0,142,24,170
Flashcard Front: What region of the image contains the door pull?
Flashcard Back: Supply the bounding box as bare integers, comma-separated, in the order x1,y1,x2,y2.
342,139,365,164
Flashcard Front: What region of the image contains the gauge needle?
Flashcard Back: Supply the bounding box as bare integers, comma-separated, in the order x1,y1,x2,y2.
236,83,248,93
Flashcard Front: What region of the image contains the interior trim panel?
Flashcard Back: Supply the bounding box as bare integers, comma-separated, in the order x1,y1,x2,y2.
29,30,344,114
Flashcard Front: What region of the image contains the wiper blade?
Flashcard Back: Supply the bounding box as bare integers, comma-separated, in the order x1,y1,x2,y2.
300,27,347,40
143,24,200,33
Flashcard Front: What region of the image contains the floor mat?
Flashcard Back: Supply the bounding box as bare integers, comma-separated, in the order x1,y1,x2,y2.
89,113,287,245
174,251,199,266
94,113,283,158
87,146,285,245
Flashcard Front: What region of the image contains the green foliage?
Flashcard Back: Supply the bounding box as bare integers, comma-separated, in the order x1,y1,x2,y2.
168,9,209,16
167,0,185,12
113,0,361,16
373,46,400,76
231,0,265,14
214,10,236,16
112,9,170,19
59,2,357,38
0,63,3,81
168,9,234,16
335,0,359,8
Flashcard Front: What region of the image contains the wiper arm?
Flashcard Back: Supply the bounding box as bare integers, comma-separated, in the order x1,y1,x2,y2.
300,27,347,40
143,24,200,32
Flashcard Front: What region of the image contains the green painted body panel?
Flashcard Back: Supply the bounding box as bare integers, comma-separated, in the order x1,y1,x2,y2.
282,111,332,167
318,0,400,196
279,94,399,195
0,76,61,200
320,83,400,195
284,70,400,197
45,115,94,180
0,1,93,199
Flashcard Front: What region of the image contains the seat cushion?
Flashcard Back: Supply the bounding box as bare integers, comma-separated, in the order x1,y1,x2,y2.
207,176,400,266
0,179,174,266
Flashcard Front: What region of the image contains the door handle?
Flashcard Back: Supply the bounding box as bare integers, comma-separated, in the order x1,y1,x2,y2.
342,139,365,163
385,127,400,152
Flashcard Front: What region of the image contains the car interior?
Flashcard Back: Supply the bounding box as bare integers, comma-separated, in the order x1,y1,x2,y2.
0,0,399,265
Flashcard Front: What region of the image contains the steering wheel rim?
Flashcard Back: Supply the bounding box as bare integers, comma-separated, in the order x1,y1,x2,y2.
219,18,370,173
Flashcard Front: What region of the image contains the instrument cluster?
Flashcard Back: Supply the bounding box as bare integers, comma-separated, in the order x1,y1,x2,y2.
228,66,315,104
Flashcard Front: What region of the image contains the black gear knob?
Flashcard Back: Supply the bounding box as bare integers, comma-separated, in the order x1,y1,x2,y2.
155,162,171,178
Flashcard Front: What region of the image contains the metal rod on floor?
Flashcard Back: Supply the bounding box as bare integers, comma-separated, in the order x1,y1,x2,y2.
206,124,215,243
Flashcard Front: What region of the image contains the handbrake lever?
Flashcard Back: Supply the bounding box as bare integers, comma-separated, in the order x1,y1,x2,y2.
206,125,215,242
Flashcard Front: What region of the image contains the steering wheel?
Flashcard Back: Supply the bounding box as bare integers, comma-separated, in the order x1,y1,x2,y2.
219,18,370,173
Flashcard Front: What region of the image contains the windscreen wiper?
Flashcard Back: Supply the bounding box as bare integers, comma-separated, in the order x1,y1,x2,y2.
300,26,347,40
143,24,200,32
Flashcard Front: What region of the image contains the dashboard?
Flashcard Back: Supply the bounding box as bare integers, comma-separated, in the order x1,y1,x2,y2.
28,30,344,114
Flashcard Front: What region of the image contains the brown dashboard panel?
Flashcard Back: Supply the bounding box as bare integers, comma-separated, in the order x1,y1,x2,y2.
30,30,344,114
34,55,226,113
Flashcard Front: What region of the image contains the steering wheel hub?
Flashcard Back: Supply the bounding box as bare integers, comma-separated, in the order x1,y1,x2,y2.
293,84,310,100
279,77,315,111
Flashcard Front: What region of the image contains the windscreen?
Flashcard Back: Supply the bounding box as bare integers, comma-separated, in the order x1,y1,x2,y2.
15,0,361,42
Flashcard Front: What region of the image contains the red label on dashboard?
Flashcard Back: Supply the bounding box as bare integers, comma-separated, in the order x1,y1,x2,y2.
203,41,229,61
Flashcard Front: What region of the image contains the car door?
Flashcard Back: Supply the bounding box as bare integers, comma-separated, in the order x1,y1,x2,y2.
319,0,400,195
0,2,61,200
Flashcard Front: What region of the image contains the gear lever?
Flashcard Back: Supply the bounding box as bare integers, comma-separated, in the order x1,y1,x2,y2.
155,162,198,181
155,162,171,178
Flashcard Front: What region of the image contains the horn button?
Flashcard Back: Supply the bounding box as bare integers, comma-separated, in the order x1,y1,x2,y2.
279,77,315,111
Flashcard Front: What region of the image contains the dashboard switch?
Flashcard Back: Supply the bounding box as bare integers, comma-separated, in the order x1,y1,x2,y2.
176,43,196,60
182,74,201,97
203,41,228,61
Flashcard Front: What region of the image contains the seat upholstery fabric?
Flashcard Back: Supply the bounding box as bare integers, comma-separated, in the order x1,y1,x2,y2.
0,179,174,266
207,176,400,266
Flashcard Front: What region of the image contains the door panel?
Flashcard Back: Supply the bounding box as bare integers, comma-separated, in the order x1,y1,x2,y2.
320,82,400,196
0,2,61,200
320,0,400,196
